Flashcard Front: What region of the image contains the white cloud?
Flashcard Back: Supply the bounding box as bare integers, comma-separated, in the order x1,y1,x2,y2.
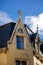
0,11,14,25
0,11,43,36
24,13,43,35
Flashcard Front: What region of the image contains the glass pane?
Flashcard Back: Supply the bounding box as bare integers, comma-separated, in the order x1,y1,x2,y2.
17,36,24,49
16,60,20,65
22,61,26,65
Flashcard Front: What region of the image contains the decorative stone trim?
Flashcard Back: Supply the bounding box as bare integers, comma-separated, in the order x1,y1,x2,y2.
34,53,43,63
14,58,29,61
0,48,8,54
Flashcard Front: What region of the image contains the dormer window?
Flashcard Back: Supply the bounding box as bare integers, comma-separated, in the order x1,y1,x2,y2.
16,36,24,49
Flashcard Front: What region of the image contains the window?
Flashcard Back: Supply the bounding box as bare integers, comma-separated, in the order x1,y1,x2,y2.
18,28,23,33
17,36,24,49
16,60,26,65
22,61,26,65
16,60,20,65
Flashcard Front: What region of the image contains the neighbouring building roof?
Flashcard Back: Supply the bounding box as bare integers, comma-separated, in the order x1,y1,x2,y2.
40,44,43,54
29,33,37,42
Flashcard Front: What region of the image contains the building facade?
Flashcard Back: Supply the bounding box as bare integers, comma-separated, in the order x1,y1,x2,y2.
0,12,34,65
0,12,43,65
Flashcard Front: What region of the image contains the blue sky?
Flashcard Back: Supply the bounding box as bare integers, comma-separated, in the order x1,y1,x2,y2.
0,0,43,40
0,0,43,20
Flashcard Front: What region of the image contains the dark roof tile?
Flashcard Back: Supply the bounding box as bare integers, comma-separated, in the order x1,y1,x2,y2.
0,22,16,48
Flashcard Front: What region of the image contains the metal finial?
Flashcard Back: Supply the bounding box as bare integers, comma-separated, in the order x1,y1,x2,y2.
37,25,38,33
17,10,22,16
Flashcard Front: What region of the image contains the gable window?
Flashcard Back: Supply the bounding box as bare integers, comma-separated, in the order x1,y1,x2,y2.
16,60,20,65
17,36,24,49
22,61,26,65
15,60,26,65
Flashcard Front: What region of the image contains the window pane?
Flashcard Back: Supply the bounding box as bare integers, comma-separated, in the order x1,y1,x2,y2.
17,36,24,49
22,61,26,65
16,60,20,65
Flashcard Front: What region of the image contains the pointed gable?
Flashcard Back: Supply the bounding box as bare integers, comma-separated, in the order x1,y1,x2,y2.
0,11,34,48
9,11,30,43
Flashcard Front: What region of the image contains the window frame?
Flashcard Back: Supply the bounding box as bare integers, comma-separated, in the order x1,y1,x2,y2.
16,60,20,65
15,60,27,65
16,35,25,50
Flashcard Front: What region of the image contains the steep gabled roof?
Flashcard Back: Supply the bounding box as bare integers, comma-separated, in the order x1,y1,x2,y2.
0,22,43,54
24,24,33,34
0,22,16,48
0,22,33,48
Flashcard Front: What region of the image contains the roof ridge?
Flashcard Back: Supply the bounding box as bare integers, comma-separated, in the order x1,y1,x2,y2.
25,24,34,33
